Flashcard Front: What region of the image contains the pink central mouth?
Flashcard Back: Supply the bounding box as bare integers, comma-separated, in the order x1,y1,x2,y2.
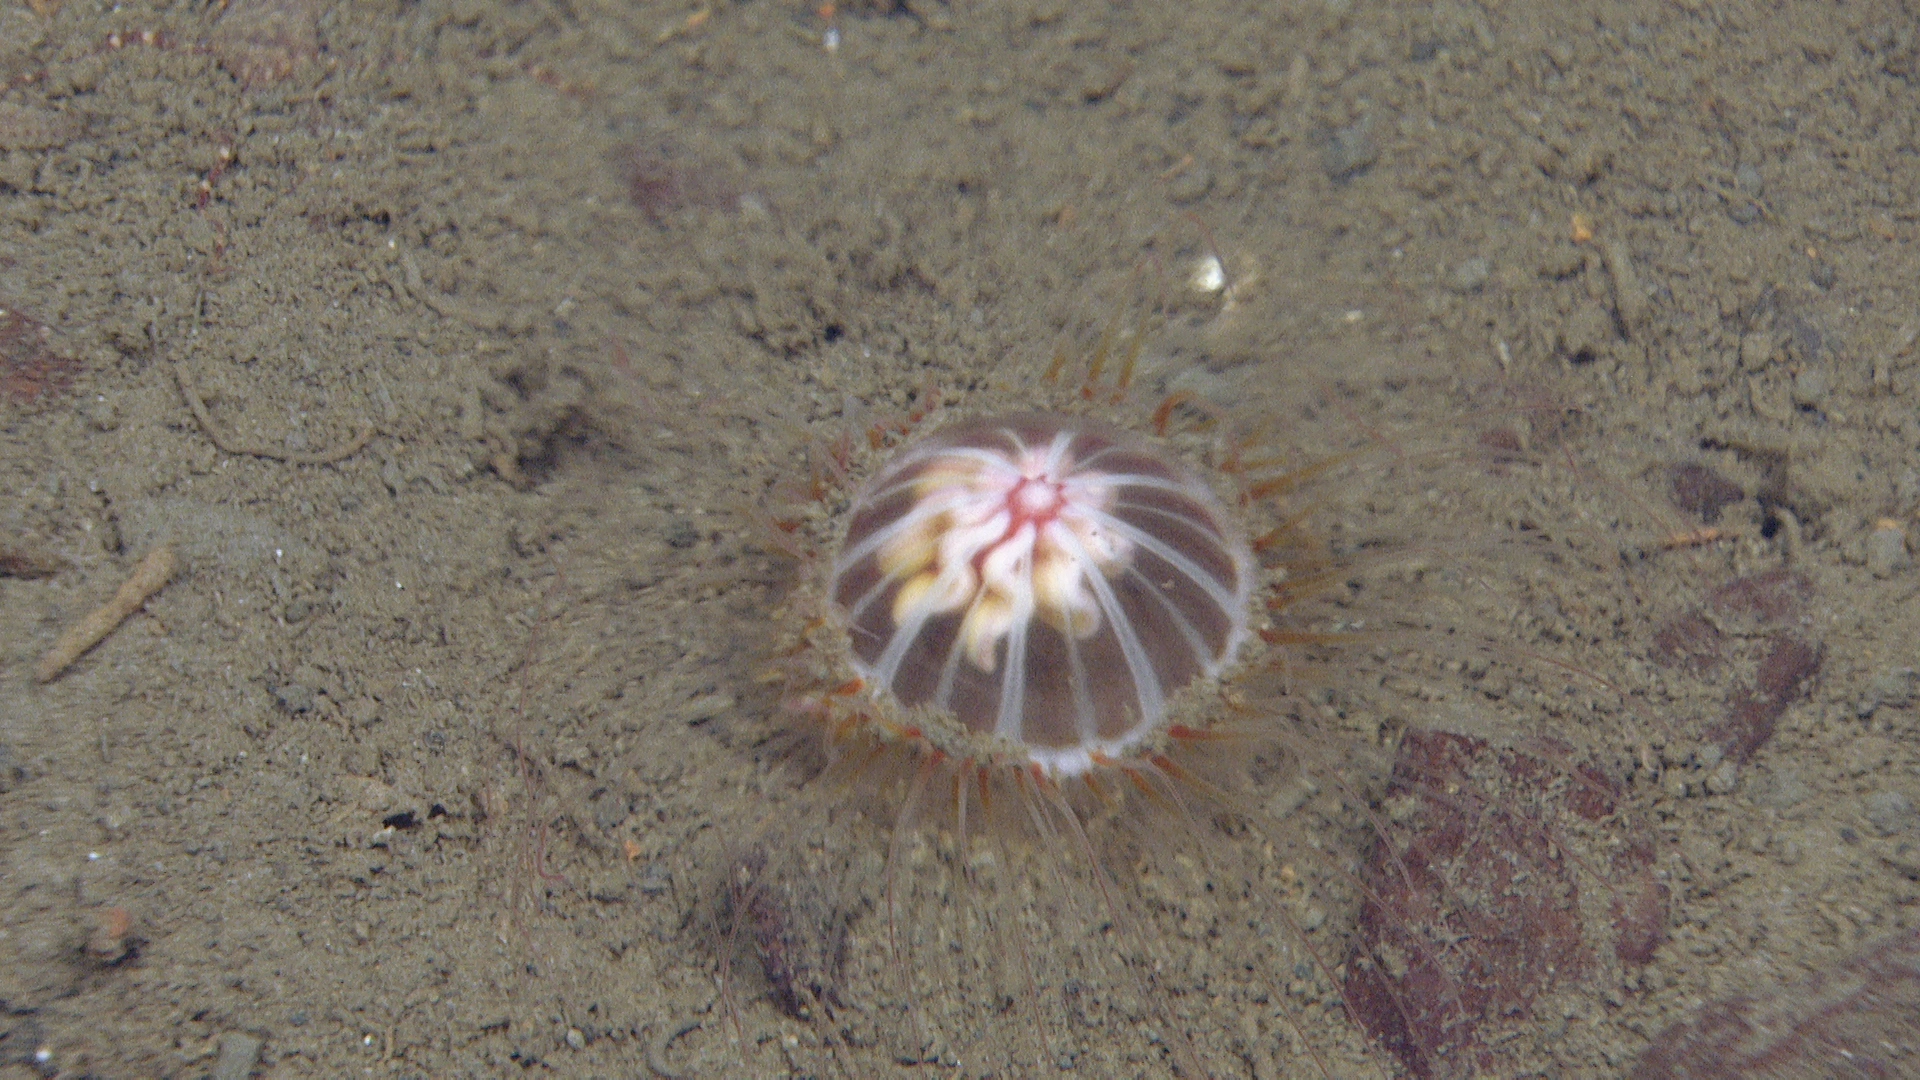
1006,475,1063,523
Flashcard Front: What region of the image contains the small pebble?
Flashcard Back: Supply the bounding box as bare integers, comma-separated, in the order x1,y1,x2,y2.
1867,668,1916,711
681,692,734,725
1739,331,1777,369
1790,368,1828,409
1320,120,1377,181
1865,521,1911,578
639,861,673,896
1600,237,1645,333
1663,771,1694,800
566,1027,587,1051
1705,759,1740,796
83,906,136,963
1447,256,1491,294
212,1032,263,1080
1728,164,1763,224
1865,791,1915,836
273,683,316,715
591,791,630,832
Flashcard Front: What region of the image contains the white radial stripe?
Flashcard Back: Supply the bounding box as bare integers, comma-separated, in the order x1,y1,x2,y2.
1055,528,1166,727
1071,442,1161,474
1069,443,1122,470
932,609,970,712
855,445,1021,507
840,521,961,627
986,427,1035,453
920,444,1029,476
1099,473,1218,500
872,557,974,692
1058,474,1123,506
832,485,975,579
1120,562,1218,671
841,570,893,629
853,472,936,510
1064,622,1098,746
1039,430,1075,475
1109,497,1225,541
1084,507,1243,614
834,495,969,587
995,594,1032,741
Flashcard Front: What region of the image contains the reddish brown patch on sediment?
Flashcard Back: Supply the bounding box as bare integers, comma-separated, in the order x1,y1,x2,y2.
1344,730,1626,1080
1609,842,1668,967
1648,568,1823,764
0,304,80,405
1666,463,1744,524
1649,611,1724,675
622,138,749,224
1711,634,1823,763
1707,567,1813,626
1633,926,1920,1079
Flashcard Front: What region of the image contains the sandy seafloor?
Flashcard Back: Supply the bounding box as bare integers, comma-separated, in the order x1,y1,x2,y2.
3,0,1919,1077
